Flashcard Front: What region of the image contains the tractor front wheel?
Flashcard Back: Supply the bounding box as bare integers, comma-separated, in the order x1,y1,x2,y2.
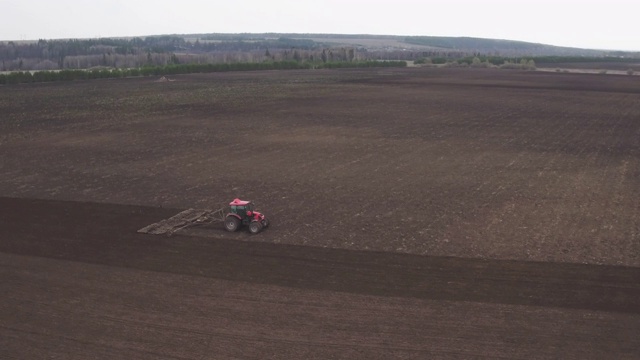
224,216,240,232
249,221,263,234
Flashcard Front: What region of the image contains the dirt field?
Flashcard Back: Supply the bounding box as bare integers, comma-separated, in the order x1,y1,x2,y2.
1,197,639,359
1,67,639,358
1,67,639,265
542,61,640,72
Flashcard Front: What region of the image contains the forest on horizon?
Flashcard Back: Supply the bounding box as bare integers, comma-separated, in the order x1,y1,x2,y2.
1,33,638,72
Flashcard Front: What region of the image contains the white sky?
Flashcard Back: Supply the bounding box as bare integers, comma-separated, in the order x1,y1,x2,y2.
2,0,639,51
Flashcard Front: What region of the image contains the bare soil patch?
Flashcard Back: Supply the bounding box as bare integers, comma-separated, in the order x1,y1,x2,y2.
1,197,639,359
1,67,639,266
1,68,640,358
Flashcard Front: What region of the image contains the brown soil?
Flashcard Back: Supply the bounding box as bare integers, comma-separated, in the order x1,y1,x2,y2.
1,68,639,358
1,197,639,359
1,68,639,266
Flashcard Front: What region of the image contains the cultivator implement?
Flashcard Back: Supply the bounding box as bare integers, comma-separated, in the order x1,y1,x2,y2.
137,207,225,236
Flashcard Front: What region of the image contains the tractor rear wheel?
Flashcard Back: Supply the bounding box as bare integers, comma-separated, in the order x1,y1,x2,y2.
249,221,263,234
224,216,240,232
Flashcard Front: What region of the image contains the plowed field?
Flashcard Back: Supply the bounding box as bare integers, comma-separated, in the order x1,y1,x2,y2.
1,68,639,358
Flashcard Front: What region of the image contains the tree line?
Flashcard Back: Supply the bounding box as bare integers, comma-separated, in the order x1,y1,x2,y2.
0,36,189,69
1,36,354,71
0,60,407,85
4,34,639,73
0,35,485,72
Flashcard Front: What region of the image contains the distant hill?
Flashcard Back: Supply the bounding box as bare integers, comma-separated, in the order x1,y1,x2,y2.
273,33,634,57
403,36,606,56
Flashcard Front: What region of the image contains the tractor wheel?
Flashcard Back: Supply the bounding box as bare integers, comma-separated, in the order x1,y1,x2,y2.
224,216,240,232
249,221,263,234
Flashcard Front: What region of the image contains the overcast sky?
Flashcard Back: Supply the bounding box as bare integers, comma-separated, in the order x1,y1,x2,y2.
2,0,638,51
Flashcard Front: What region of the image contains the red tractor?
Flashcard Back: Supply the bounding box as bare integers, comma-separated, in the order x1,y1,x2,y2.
224,198,269,234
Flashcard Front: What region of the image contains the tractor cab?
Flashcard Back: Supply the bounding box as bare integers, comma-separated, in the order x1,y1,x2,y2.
225,198,269,234
229,198,255,217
